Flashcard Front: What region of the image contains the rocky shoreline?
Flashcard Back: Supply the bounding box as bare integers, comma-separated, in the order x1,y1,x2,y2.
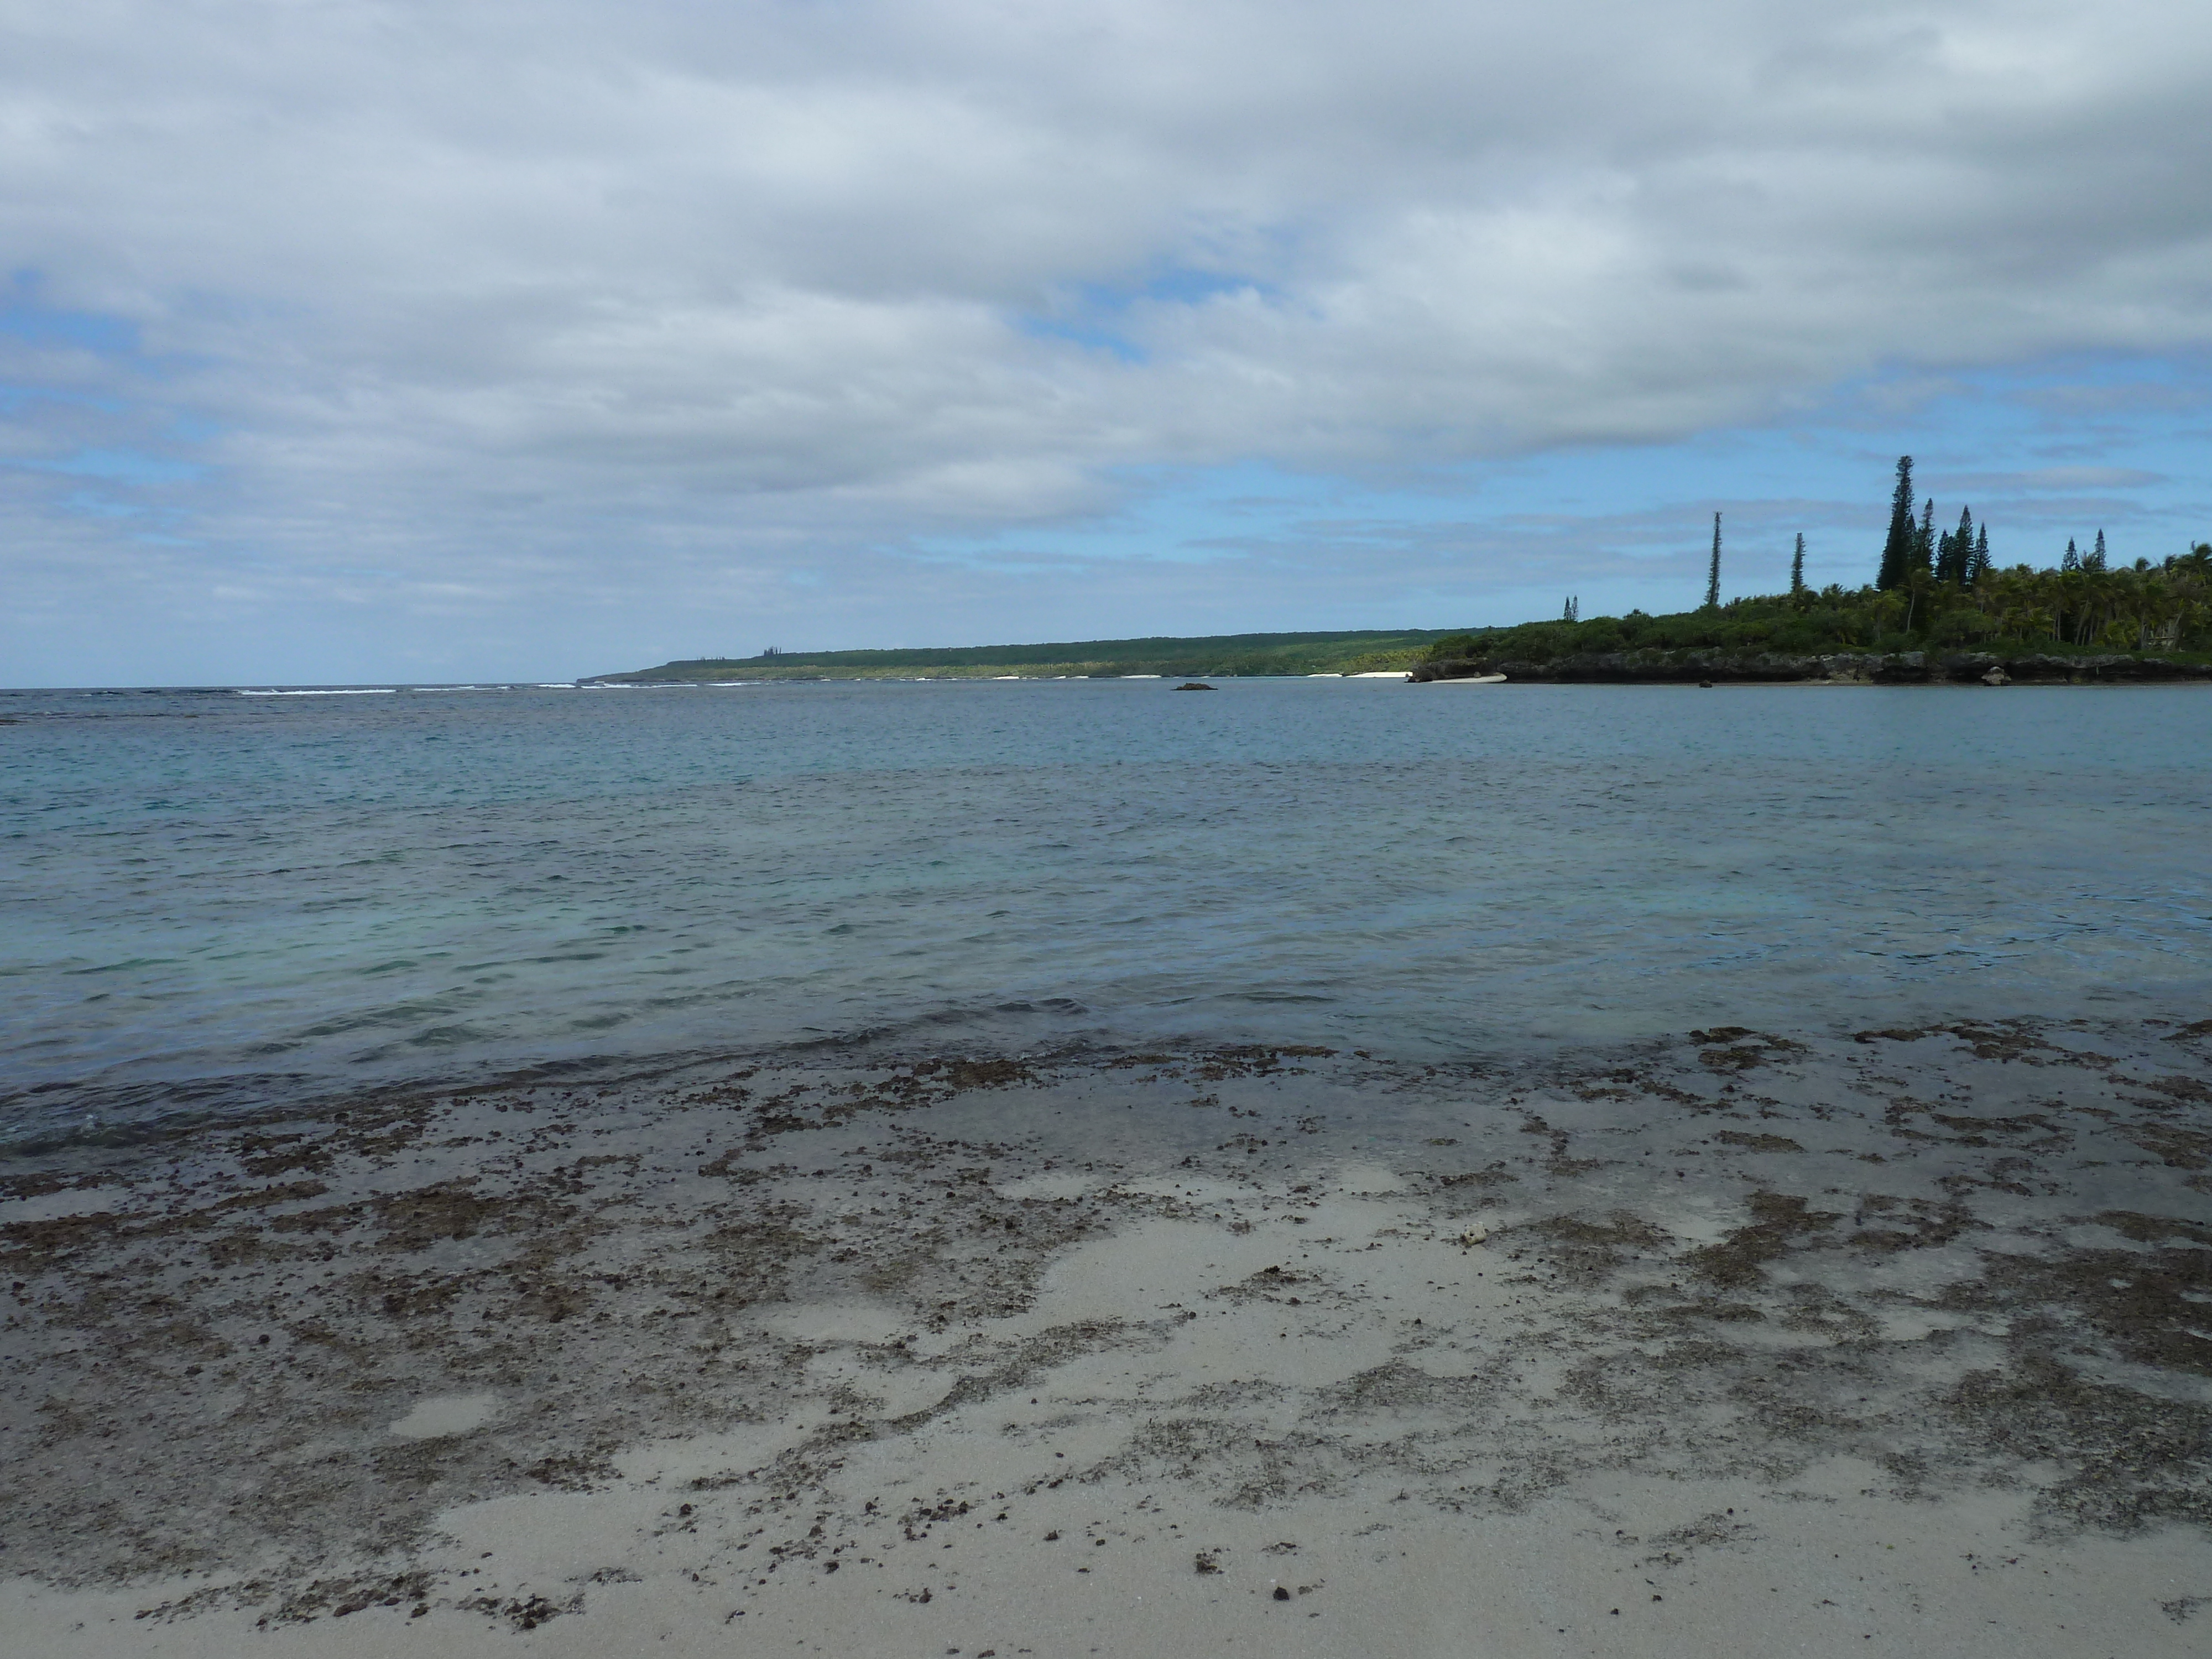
1411,650,2212,685
3,1024,2209,1656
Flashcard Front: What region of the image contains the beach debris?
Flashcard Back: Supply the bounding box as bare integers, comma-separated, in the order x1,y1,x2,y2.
1459,1225,1489,1248
1193,1551,1221,1574
1272,1585,1291,1600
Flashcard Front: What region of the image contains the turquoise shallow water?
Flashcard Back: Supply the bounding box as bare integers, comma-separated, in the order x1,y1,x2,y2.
3,678,2209,1141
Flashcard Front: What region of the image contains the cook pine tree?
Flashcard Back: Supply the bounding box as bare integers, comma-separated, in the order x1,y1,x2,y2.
1877,456,1916,589
1936,505,1976,585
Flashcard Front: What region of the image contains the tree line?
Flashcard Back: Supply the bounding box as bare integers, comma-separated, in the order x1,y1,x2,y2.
1864,454,2206,650
1457,454,2211,666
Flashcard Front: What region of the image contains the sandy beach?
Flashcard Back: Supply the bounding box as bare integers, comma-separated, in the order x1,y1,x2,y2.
4,1021,2209,1657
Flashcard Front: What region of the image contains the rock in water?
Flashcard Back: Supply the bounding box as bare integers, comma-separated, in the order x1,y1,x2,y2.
1174,682,1217,691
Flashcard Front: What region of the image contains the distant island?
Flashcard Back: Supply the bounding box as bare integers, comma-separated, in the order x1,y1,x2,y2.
582,627,1457,683
590,462,2211,686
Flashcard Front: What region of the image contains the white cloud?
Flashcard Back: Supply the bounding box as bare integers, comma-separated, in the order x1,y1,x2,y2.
3,0,2210,675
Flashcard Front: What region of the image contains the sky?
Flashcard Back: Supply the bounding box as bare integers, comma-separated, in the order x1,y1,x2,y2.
3,1,2210,685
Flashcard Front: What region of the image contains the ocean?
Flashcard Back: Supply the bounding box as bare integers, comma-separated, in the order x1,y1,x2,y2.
4,677,2209,1145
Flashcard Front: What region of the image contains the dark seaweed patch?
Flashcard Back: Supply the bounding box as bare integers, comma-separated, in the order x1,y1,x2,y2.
1683,1192,1840,1288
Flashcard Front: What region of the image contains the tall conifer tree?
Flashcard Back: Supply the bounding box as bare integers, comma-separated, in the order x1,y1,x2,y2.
2088,529,2107,571
2062,537,2081,572
1936,505,1974,584
1970,523,1990,584
1915,500,1936,577
1790,533,1807,595
1878,456,1915,589
1705,513,1722,609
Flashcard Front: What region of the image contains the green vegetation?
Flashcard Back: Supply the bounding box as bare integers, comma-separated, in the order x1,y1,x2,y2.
1424,544,2212,670
1428,457,2210,672
588,627,1456,682
597,458,2210,685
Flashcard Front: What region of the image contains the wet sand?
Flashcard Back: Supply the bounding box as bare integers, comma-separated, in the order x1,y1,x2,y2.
3,1020,2209,1656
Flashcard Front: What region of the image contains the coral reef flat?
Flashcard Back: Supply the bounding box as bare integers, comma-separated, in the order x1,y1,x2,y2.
4,1021,2210,1656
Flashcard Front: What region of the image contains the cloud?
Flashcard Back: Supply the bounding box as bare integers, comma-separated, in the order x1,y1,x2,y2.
3,1,2211,674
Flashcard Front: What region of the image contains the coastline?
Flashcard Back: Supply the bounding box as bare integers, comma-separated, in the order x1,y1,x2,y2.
5,1022,2209,1655
573,650,2212,685
1412,650,2212,686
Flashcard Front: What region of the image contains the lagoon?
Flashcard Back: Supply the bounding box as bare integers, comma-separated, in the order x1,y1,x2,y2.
4,677,2208,1142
